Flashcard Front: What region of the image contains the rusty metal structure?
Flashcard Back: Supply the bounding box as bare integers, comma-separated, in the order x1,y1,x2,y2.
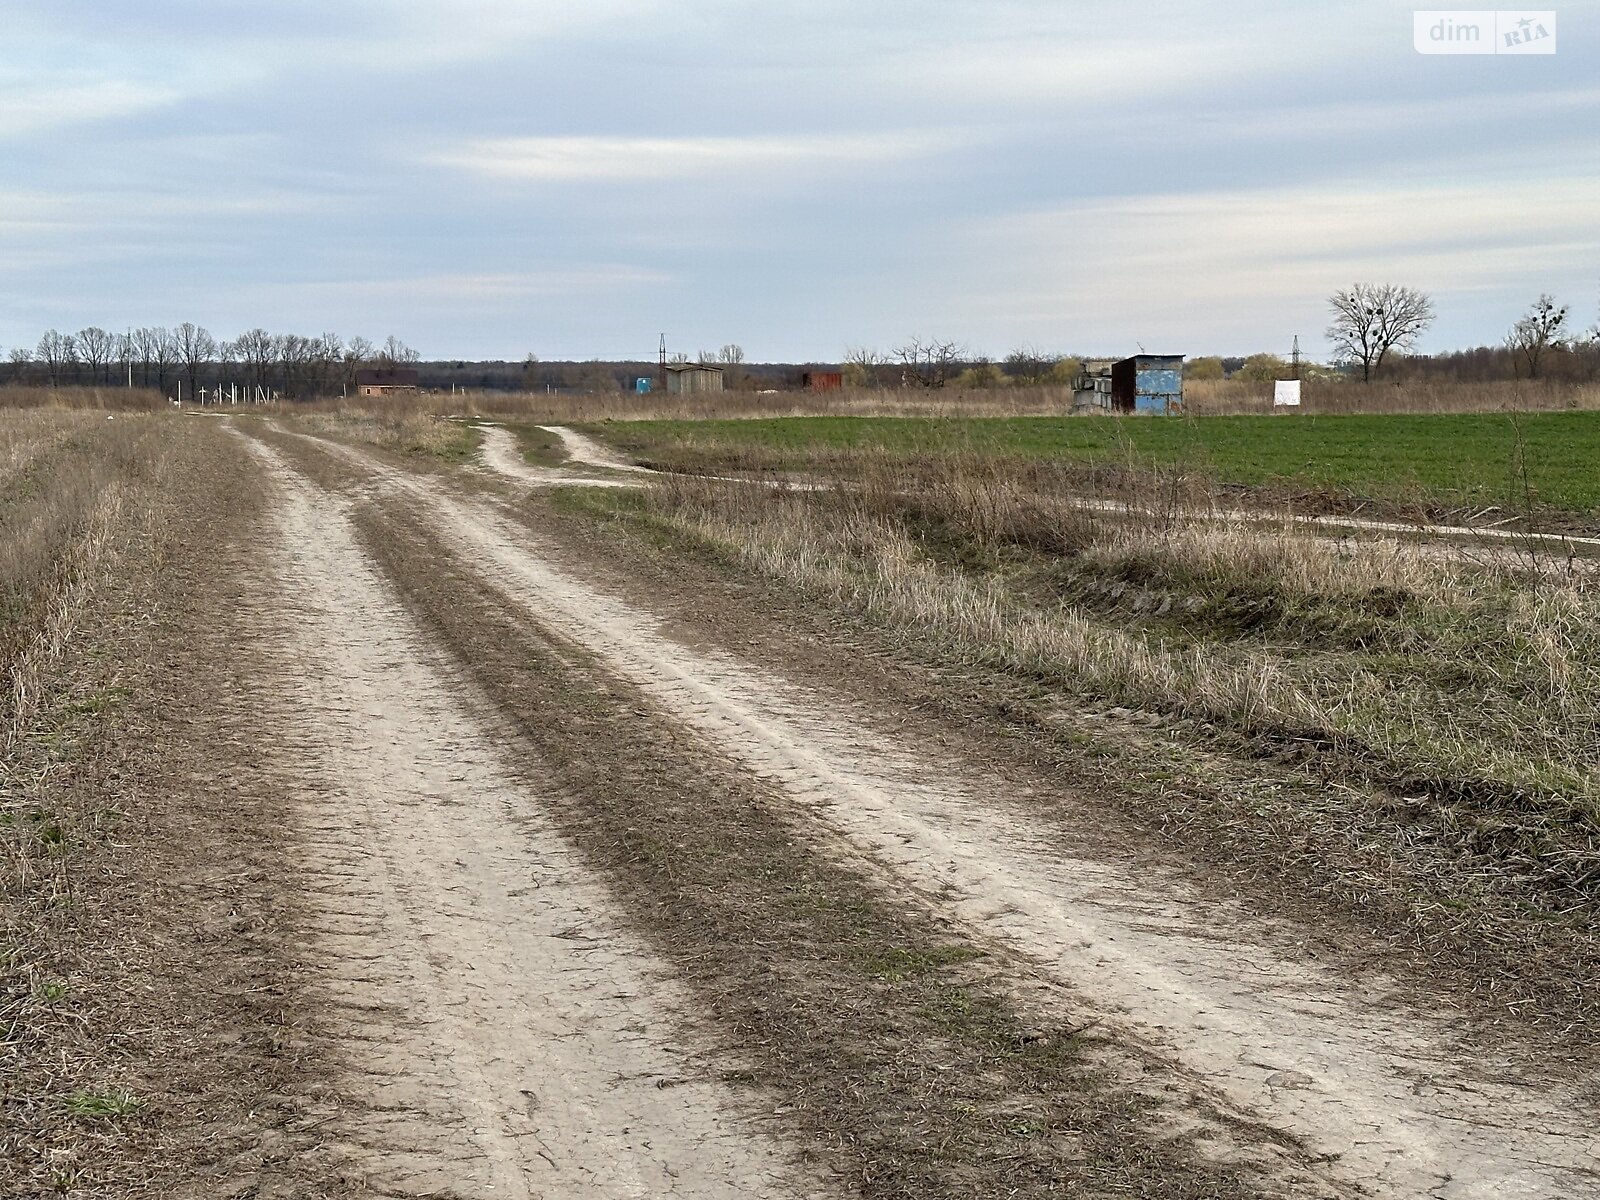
1110,354,1184,414
802,370,844,392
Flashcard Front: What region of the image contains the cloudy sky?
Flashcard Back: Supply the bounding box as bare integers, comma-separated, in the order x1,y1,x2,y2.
3,1,1596,362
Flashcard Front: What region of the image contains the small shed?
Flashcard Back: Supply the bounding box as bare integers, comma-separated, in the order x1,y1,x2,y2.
665,363,724,395
803,370,844,392
355,367,420,397
1110,355,1184,414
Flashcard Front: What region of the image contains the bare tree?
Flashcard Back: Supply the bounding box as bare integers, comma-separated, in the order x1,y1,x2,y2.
76,326,117,384
1505,294,1569,379
1326,283,1435,382
313,332,345,395
129,327,162,387
1003,346,1057,385
7,347,33,385
342,336,376,393
843,346,887,388
378,335,420,365
216,338,240,394
36,330,77,386
233,328,276,392
148,327,176,393
893,337,964,388
173,322,217,400
274,333,319,397
716,343,746,388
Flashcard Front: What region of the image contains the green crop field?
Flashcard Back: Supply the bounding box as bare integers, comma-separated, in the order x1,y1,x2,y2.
593,410,1600,514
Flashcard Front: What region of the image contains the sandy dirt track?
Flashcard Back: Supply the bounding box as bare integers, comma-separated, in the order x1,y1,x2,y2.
454,427,1597,1195
476,423,639,489
223,421,1599,1198
234,430,830,1198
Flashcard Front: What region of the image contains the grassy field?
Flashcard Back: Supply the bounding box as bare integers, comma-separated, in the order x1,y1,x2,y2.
591,410,1600,515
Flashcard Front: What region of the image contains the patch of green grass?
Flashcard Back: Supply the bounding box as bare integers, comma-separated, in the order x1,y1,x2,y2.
861,944,986,981
594,411,1600,514
36,980,70,1001
65,1088,143,1119
63,686,131,717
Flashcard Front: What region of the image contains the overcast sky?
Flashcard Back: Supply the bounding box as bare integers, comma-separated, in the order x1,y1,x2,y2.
3,1,1597,361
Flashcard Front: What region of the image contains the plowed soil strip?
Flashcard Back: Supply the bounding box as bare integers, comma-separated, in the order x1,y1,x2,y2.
270,425,1600,1200
236,434,828,1198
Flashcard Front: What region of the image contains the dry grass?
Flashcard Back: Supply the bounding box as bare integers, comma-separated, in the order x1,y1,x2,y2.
296,377,1600,422
0,386,171,412
289,407,480,462
7,377,1599,421
0,409,190,1193
583,450,1600,913
295,386,1078,422
1184,377,1600,415
0,412,168,738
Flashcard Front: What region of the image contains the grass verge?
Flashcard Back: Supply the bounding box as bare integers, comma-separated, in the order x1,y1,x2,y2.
2,410,323,1196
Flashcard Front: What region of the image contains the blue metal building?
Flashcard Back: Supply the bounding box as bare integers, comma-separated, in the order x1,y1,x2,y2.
1111,355,1184,414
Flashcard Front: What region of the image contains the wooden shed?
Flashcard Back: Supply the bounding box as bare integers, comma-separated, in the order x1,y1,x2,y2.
665,363,724,395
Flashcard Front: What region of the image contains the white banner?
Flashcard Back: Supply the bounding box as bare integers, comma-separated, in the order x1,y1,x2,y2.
1274,380,1302,407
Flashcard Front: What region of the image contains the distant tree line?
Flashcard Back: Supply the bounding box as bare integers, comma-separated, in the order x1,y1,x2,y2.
6,286,1597,396
3,326,421,398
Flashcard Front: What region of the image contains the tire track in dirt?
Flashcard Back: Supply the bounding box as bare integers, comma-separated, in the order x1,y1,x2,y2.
233,431,831,1199
476,424,640,488
290,426,1599,1200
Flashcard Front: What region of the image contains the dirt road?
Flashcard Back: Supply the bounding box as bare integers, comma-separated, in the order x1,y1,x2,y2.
203,421,1598,1197
234,432,830,1198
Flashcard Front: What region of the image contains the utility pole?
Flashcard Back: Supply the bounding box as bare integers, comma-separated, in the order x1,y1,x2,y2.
1291,335,1302,380
658,333,667,391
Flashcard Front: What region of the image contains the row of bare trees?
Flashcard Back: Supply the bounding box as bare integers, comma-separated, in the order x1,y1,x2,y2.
4,327,420,398
1328,284,1600,382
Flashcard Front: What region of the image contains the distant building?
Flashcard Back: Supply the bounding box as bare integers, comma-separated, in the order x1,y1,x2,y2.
665,363,724,395
1111,355,1184,414
802,370,844,392
354,367,421,397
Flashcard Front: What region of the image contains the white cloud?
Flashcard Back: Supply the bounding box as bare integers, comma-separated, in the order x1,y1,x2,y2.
290,268,672,301
949,175,1600,351
431,131,960,182
0,75,179,140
